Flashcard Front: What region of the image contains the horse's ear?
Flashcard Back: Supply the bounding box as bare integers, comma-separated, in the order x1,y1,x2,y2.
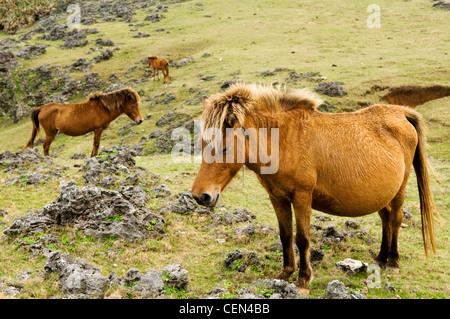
124,89,140,103
202,95,209,109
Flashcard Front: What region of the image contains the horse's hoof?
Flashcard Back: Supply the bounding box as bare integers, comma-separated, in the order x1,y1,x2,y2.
274,272,291,281
386,266,400,273
297,287,310,297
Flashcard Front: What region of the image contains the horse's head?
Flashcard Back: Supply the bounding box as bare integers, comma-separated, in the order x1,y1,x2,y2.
191,91,252,207
122,88,144,125
148,56,157,64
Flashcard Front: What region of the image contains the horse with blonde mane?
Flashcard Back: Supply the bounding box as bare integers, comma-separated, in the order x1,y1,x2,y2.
23,87,144,157
191,83,439,294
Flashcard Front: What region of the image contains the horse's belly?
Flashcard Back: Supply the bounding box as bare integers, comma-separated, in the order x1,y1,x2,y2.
313,165,405,217
312,190,394,217
58,127,92,136
56,118,94,136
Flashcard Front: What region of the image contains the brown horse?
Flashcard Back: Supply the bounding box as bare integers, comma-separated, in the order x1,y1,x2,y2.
23,87,144,157
191,83,439,293
147,56,170,83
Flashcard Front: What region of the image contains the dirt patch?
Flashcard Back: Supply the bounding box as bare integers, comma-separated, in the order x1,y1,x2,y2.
381,85,450,107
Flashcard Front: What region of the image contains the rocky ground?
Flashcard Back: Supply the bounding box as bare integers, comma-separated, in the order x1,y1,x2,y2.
0,144,401,299
0,0,448,300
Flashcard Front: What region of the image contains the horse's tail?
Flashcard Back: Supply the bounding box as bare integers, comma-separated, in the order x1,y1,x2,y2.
383,85,450,108
165,62,169,78
405,109,440,256
23,107,41,150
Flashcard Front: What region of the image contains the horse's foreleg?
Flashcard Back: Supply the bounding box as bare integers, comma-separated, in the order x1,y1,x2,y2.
292,191,313,293
270,195,296,281
91,129,103,157
153,67,156,81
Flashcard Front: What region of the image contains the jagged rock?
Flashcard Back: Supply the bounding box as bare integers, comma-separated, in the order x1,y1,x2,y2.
224,249,264,272
162,264,189,290
3,180,165,241
321,225,346,245
44,251,109,298
206,287,230,299
149,184,170,198
310,248,324,265
125,268,141,286
224,249,244,271
245,279,300,299
232,223,276,239
44,251,74,274
132,270,165,298
70,152,87,160
4,173,50,186
170,56,194,68
144,14,164,23
39,24,66,40
95,38,114,46
0,148,47,173
132,32,150,38
335,258,368,274
161,191,212,214
92,49,114,63
15,44,46,59
315,81,347,97
325,280,366,299
67,58,92,72
209,208,256,228
81,145,138,185
82,72,104,92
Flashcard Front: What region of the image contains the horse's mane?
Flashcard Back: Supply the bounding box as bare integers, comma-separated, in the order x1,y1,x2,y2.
88,88,140,111
201,83,322,147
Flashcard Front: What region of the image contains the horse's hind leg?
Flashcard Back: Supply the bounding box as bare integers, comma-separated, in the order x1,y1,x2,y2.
386,188,406,270
43,131,56,157
375,206,391,267
375,188,406,270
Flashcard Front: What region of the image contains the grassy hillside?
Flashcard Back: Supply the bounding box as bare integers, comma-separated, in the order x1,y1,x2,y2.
0,0,448,299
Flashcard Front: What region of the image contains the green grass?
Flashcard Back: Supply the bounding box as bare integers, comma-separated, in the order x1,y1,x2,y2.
0,0,449,299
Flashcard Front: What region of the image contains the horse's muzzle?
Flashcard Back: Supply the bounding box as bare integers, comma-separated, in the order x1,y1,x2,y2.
193,192,219,207
135,118,143,125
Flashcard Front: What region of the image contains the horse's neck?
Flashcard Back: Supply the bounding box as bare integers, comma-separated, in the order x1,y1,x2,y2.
102,104,123,122
243,109,311,175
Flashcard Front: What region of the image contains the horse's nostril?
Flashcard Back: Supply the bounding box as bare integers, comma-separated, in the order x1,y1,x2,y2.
136,119,143,125
199,193,212,205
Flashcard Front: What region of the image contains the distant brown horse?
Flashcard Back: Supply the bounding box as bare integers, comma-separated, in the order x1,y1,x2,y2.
23,88,144,157
147,56,170,83
191,83,439,294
